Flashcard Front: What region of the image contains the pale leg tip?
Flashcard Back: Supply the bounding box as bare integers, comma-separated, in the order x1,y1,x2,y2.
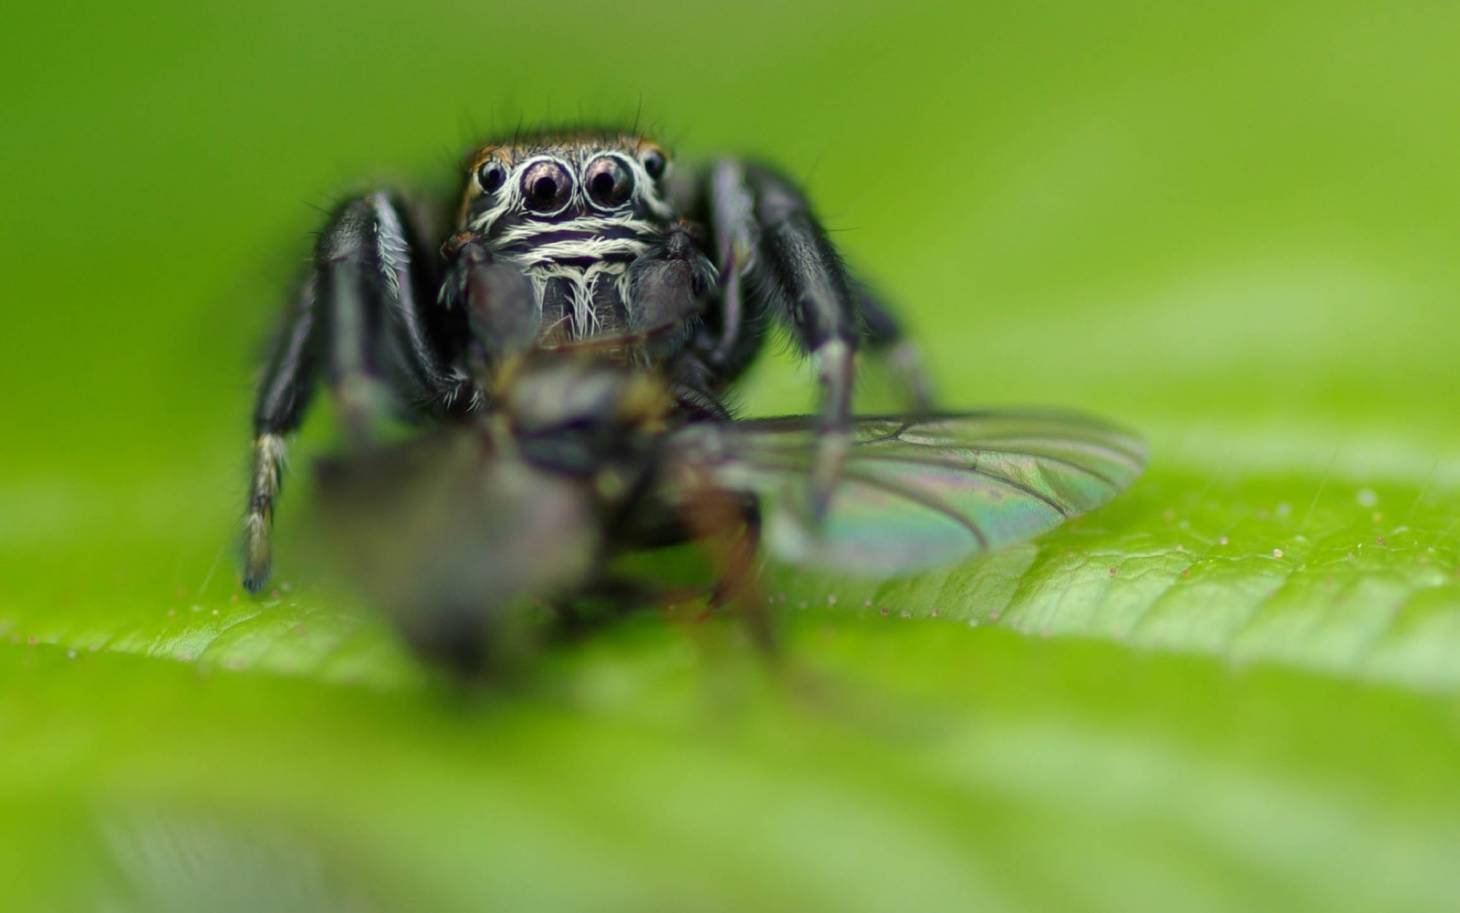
242,563,270,595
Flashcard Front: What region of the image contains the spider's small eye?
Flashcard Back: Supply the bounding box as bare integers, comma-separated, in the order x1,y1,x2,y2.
476,160,506,193
584,155,635,209
520,160,574,214
640,148,667,180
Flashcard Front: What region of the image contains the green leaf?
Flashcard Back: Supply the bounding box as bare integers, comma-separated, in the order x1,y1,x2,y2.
769,459,1460,691
4,0,1460,910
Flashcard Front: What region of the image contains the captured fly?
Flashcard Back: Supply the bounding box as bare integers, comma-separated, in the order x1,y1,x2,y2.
314,352,1145,676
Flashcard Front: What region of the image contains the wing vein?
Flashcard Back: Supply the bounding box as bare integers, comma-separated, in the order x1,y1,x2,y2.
851,453,1071,517
838,468,993,551
736,442,1127,491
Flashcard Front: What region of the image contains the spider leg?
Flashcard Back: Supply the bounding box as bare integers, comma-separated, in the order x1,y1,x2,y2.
318,194,464,430
244,277,316,592
692,160,934,514
693,160,766,379
854,280,935,410
736,162,862,520
243,192,458,593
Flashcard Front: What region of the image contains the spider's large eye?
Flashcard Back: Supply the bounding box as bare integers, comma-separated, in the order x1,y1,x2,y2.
520,160,574,214
475,160,506,194
584,155,635,209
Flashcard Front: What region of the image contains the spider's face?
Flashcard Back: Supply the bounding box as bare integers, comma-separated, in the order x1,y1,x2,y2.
452,132,687,344
458,133,675,239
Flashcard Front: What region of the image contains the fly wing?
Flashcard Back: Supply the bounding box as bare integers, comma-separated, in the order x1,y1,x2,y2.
670,412,1146,575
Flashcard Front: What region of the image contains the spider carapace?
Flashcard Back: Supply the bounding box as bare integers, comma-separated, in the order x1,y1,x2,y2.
244,129,933,592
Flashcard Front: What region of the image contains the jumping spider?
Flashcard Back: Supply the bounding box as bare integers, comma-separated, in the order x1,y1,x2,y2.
244,129,932,591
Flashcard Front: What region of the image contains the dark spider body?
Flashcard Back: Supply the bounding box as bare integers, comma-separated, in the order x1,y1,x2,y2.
245,129,931,591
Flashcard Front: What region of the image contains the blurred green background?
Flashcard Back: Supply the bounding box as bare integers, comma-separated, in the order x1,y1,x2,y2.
4,1,1460,910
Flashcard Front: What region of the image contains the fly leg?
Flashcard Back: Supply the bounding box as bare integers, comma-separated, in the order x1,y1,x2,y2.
677,478,776,658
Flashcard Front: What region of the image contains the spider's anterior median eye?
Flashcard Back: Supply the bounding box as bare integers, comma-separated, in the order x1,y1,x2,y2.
584,155,635,209
476,160,506,193
520,160,574,214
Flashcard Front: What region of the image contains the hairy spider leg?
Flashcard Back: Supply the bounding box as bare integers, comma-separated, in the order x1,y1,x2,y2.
701,161,863,519
693,160,765,380
245,277,316,593
244,192,460,592
853,281,935,410
694,160,930,403
692,160,932,517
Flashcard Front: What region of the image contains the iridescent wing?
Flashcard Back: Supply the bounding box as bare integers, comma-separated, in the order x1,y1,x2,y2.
670,412,1146,575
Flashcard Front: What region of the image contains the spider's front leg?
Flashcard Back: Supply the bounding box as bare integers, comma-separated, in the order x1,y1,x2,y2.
243,193,460,592
695,162,935,409
853,281,935,411
709,163,862,517
695,161,935,516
